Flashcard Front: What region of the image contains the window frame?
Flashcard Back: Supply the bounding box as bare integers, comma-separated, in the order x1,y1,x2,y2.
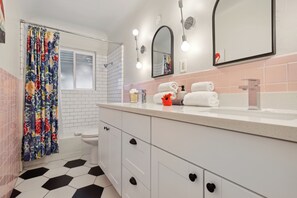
60,47,96,90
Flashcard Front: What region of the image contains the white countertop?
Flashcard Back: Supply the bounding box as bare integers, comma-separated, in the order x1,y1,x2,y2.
97,103,297,143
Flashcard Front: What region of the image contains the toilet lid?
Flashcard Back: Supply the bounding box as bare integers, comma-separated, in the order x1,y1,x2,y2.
81,128,98,138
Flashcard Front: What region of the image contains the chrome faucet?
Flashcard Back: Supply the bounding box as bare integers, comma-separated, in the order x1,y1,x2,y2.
239,79,260,110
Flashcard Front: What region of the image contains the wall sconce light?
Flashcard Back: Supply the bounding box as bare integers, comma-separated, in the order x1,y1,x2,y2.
178,0,195,52
132,29,146,69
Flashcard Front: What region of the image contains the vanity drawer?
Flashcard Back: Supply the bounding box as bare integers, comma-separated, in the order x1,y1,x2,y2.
99,107,122,129
122,132,150,189
122,112,151,143
122,167,150,198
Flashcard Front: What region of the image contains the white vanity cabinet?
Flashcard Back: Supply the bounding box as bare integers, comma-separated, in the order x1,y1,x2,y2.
151,146,204,198
99,108,122,195
98,104,297,198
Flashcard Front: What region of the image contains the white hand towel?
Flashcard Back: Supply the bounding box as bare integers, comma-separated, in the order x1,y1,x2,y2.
153,92,177,104
191,82,215,92
183,92,219,107
158,82,178,93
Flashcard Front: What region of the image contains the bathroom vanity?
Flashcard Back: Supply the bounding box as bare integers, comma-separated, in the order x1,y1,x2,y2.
97,103,297,198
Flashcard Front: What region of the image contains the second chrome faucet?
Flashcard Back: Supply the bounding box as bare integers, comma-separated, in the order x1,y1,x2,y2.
239,79,261,110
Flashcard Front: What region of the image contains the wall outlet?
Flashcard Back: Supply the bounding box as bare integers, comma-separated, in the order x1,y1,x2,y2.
179,59,187,73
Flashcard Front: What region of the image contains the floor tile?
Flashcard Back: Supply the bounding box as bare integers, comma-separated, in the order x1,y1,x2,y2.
10,189,21,198
24,163,47,171
73,184,104,198
44,160,67,169
16,176,48,192
81,154,90,161
94,175,111,188
63,155,83,162
44,186,76,198
43,167,70,178
69,174,96,189
16,188,48,198
42,175,73,190
15,177,24,187
67,166,90,177
88,166,104,176
101,186,120,198
19,167,49,180
64,159,86,168
84,161,98,168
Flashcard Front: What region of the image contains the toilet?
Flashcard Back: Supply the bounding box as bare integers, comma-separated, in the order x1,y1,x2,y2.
75,128,98,164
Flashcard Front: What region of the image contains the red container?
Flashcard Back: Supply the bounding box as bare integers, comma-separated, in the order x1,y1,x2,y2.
162,93,173,106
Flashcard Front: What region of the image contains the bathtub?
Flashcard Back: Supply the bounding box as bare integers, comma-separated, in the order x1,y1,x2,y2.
23,128,94,169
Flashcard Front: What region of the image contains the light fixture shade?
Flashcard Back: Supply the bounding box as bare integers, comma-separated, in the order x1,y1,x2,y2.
132,29,139,36
136,61,143,69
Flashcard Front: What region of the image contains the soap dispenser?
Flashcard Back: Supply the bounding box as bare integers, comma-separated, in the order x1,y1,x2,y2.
177,85,187,100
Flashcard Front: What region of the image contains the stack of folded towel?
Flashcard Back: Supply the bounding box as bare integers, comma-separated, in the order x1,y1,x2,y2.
153,82,178,104
183,82,219,107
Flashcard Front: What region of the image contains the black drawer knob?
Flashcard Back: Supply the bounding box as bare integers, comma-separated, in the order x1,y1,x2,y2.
129,177,137,186
206,183,216,193
189,173,197,182
105,127,110,131
129,138,137,145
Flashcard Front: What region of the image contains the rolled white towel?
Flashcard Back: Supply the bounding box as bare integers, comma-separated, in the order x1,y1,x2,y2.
158,82,178,93
191,82,215,92
153,92,177,104
183,92,219,107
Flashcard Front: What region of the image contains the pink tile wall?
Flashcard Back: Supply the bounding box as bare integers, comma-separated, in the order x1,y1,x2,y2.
124,53,297,102
0,68,21,198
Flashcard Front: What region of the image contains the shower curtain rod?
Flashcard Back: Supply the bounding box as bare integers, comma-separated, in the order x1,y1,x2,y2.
20,19,123,45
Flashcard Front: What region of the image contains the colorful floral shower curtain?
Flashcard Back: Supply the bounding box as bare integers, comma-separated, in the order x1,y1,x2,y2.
23,26,60,161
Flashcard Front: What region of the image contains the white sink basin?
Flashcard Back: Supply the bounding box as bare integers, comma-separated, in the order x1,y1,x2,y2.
205,108,297,121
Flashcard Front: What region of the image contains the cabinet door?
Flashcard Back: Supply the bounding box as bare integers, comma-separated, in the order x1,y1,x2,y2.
151,146,203,198
205,171,262,198
108,125,122,196
98,121,109,172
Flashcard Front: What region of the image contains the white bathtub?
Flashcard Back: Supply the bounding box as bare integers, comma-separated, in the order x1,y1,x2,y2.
23,129,93,169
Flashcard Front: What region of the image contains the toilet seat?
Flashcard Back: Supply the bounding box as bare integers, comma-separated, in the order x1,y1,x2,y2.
81,129,98,138
81,137,98,141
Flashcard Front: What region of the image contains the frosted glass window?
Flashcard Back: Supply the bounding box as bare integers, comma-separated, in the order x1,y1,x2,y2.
60,50,74,89
60,49,95,90
76,54,94,89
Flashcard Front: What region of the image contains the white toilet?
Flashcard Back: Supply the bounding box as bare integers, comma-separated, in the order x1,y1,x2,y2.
75,128,98,164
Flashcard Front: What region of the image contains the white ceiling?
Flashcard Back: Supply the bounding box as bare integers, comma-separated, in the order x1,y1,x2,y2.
19,0,146,35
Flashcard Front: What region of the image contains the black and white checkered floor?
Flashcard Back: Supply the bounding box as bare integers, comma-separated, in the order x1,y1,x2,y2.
11,155,120,198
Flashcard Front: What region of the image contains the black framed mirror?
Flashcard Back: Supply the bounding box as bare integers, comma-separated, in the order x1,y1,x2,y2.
212,0,275,66
151,26,174,78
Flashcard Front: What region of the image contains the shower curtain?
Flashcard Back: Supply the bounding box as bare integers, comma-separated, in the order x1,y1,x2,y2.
22,26,60,161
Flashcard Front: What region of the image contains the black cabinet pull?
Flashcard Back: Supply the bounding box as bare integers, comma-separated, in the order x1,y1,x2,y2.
129,177,137,186
105,127,110,131
129,138,137,145
189,173,197,182
206,183,216,193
